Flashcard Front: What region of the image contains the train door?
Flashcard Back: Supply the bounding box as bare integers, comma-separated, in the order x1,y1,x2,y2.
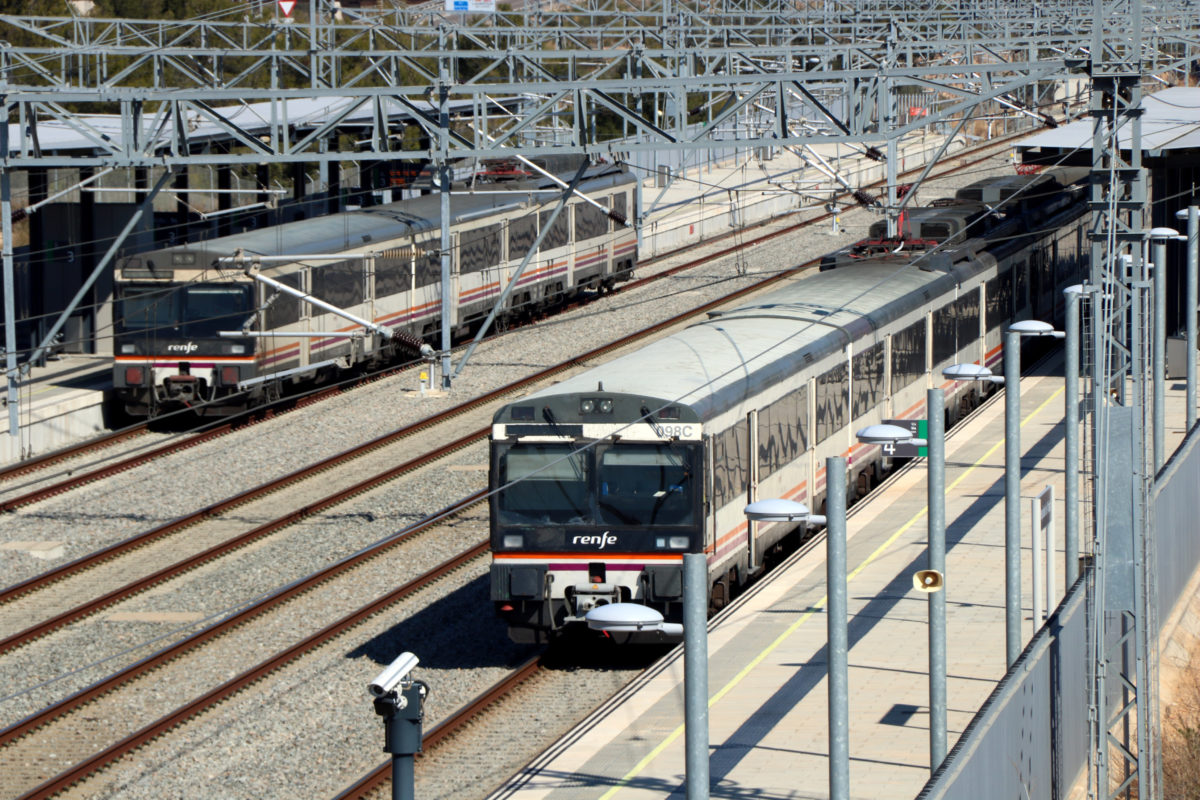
704,435,717,553
1030,248,1046,320
449,231,461,334
747,409,759,571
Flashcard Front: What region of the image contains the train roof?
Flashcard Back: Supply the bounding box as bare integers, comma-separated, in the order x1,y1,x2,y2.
119,165,634,272
509,257,973,425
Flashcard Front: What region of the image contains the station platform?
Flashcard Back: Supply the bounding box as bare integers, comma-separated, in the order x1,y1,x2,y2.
0,354,110,464
489,364,1195,800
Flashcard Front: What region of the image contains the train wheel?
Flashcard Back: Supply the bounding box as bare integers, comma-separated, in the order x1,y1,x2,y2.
710,575,729,612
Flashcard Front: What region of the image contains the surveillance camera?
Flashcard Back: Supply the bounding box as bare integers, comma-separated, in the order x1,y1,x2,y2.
368,652,419,698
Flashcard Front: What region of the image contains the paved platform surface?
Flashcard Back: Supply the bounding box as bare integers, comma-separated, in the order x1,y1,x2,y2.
489,363,1194,800
0,354,109,463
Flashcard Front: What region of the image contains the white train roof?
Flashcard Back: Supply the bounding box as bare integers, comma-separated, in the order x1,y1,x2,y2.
120,165,633,269
520,259,969,423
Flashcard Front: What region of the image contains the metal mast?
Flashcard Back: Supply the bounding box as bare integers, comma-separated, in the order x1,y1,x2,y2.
1084,0,1160,795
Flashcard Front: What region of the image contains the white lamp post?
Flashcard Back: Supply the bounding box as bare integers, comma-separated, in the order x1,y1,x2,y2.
1001,321,1063,665
858,385,947,772
746,464,846,800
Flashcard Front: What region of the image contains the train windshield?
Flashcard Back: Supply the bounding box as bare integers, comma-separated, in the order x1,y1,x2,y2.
495,441,698,528
497,445,590,525
597,444,695,525
117,284,254,338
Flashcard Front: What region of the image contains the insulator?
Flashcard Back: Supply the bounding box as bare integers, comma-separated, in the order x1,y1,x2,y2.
852,189,877,208
391,329,425,356
864,147,885,162
607,210,628,226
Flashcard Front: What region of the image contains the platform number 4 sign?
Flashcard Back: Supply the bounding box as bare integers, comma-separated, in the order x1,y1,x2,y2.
278,0,296,16
881,419,929,458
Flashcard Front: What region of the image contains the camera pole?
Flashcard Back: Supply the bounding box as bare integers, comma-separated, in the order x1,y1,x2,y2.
373,681,427,800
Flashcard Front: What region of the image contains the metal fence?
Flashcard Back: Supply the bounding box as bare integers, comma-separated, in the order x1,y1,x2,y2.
917,423,1200,800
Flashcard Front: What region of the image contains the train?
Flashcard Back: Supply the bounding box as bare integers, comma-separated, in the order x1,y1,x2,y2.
111,163,638,416
488,166,1089,643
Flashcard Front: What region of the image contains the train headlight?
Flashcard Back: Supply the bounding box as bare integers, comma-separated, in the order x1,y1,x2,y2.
668,536,689,549
580,399,595,414
598,399,614,414
225,343,246,355
120,344,136,354
502,534,523,548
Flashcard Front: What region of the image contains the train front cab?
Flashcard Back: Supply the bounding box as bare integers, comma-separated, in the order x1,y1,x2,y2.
489,395,703,643
112,272,258,416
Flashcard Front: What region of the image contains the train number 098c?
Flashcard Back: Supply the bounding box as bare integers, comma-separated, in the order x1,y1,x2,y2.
653,424,694,439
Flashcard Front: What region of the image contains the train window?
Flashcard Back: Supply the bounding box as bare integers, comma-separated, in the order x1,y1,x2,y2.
757,385,808,481
461,224,501,274
955,292,980,354
375,247,409,299
312,260,364,309
1014,260,1028,314
116,285,180,336
816,362,848,444
611,192,627,225
539,209,570,251
890,318,926,392
574,198,610,242
181,285,254,338
597,445,696,526
986,268,1013,331
712,422,749,511
415,240,440,288
496,444,590,525
263,272,303,330
508,215,537,263
852,342,885,418
931,300,958,366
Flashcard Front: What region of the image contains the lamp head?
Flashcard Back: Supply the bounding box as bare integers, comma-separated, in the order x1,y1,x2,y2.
745,498,811,522
1008,319,1064,339
855,424,914,445
943,363,1002,383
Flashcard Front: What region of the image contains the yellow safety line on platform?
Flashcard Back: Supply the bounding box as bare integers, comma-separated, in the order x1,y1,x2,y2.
598,384,1065,799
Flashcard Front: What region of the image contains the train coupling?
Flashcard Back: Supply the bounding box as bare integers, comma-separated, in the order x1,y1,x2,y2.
163,374,203,403
567,582,621,619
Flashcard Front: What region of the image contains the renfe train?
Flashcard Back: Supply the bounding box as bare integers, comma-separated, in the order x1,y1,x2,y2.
111,164,637,416
488,167,1088,643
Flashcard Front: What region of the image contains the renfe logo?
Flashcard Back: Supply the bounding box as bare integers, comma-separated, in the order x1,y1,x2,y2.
167,342,199,354
572,532,618,549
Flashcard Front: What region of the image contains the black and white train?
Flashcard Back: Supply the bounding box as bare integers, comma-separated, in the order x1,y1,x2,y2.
111,164,637,416
488,167,1088,643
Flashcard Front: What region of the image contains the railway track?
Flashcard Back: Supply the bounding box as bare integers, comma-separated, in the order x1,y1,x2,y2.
0,239,839,654
3,493,490,800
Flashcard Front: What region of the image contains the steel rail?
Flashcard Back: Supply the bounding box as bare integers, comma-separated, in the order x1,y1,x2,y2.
0,224,836,617
0,426,490,653
333,656,545,800
1,491,488,755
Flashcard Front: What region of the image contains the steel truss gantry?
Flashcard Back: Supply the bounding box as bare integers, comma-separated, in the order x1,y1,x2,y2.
0,0,1194,170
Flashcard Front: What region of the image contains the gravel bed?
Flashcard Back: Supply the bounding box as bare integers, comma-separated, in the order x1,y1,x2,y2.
0,442,490,731
0,149,1016,800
